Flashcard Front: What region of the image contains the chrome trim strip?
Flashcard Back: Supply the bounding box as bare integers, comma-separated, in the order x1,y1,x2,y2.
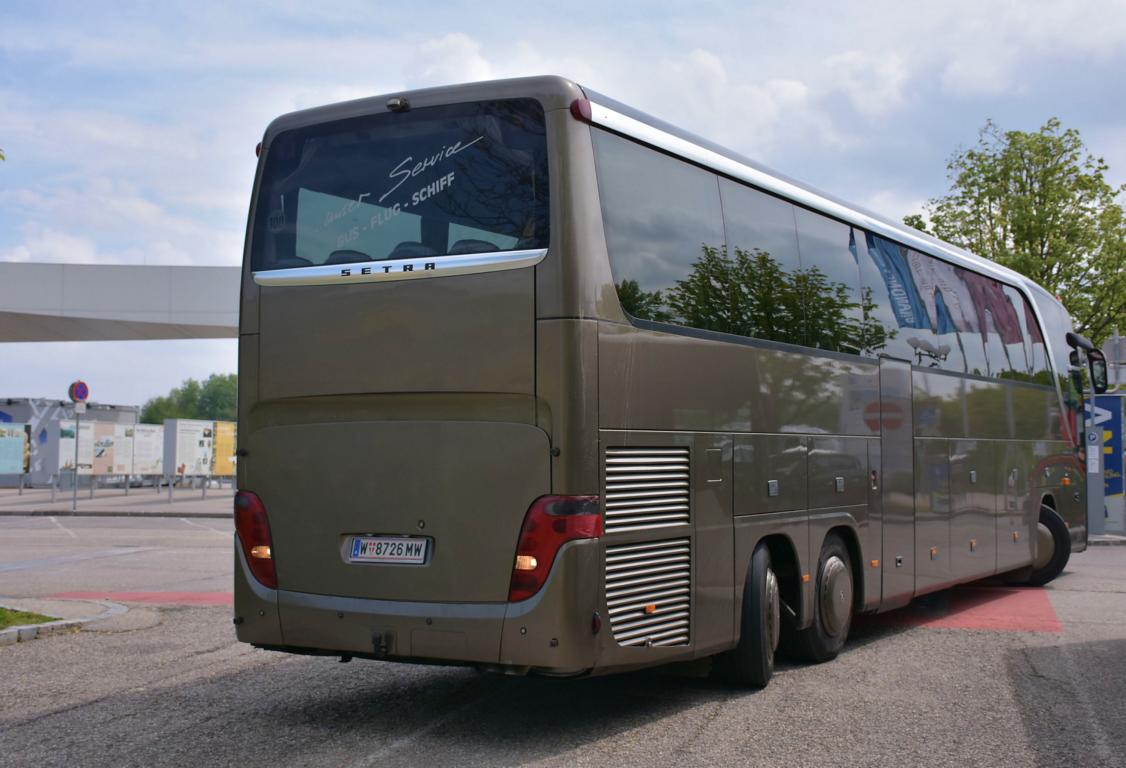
587,99,1071,415
252,247,548,287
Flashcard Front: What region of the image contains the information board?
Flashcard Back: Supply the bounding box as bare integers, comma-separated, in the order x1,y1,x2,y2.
58,420,95,475
164,419,214,476
212,421,237,476
92,422,116,475
0,424,29,474
132,424,164,475
114,425,135,475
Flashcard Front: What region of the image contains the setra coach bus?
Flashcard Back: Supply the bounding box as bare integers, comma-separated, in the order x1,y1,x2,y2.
233,76,1109,686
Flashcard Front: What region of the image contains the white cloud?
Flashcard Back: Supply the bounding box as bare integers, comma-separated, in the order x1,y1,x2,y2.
411,33,495,85
825,51,909,115
0,229,101,264
860,190,930,224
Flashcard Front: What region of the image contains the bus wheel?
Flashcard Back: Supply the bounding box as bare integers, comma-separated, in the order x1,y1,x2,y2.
793,533,853,663
724,543,779,687
1025,505,1071,586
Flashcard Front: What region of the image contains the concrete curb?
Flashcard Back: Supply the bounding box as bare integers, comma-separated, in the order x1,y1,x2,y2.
0,599,129,646
1089,535,1126,547
0,510,231,519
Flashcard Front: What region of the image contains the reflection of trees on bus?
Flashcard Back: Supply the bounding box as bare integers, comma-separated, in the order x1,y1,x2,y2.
430,106,550,246
616,244,896,356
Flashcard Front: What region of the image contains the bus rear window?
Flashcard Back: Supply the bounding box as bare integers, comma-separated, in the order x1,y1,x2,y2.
251,98,549,272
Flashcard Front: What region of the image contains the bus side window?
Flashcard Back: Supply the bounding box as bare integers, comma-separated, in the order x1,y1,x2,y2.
1001,285,1036,381
592,130,726,330
793,208,863,353
1020,295,1051,385
856,232,919,362
906,251,968,373
717,180,803,345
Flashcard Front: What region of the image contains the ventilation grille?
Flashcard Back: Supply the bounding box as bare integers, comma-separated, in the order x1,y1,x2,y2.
605,538,691,647
604,447,690,534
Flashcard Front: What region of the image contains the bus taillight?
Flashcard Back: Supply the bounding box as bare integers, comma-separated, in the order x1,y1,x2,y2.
235,490,277,589
508,495,601,602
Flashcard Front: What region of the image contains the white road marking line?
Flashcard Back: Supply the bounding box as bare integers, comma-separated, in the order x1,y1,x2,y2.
48,516,78,538
180,518,230,536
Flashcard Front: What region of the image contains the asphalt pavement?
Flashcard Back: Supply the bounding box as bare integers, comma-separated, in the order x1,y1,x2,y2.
1,516,1124,768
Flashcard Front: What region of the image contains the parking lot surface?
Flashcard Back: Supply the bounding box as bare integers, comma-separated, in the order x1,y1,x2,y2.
1,516,1124,768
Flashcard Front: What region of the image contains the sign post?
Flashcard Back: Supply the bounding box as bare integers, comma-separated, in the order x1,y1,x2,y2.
67,380,90,514
1085,399,1109,536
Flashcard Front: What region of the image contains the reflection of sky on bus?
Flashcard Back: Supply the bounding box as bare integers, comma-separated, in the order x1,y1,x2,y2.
2,0,1126,405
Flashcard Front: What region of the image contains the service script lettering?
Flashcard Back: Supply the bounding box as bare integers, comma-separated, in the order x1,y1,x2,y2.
378,136,484,204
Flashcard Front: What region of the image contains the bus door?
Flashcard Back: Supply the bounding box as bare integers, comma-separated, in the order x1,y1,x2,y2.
879,358,915,609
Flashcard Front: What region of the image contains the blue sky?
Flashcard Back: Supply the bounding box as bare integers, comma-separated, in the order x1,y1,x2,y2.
3,0,1126,405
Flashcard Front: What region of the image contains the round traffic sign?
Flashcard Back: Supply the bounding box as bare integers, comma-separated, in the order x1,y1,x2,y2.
68,380,90,403
863,401,904,432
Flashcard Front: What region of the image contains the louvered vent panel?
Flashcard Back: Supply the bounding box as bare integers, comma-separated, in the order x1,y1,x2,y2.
604,447,690,533
605,538,691,647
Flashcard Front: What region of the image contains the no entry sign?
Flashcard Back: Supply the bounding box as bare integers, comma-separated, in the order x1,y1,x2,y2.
863,401,905,432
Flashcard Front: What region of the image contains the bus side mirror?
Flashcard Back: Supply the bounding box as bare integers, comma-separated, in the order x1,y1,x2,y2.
1088,348,1109,394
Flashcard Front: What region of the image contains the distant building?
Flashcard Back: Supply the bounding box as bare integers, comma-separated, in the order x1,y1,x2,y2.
0,398,138,487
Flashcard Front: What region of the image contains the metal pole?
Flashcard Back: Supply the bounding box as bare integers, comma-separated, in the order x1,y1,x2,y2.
72,411,80,514
1087,403,1106,536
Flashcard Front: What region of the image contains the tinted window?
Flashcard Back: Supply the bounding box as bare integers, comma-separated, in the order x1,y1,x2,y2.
252,99,548,272
793,209,863,353
907,252,973,372
858,233,936,362
717,180,803,343
852,231,908,359
956,268,1027,378
1019,292,1051,383
593,130,725,329
1002,285,1036,380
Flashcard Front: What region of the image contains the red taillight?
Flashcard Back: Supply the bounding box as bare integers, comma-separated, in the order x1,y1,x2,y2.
508,495,601,602
255,141,262,157
570,98,592,123
234,490,277,589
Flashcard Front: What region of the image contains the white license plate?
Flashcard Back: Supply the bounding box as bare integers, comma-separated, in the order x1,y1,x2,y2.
349,536,429,564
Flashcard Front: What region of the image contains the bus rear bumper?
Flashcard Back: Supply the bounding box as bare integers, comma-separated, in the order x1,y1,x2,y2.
234,539,601,673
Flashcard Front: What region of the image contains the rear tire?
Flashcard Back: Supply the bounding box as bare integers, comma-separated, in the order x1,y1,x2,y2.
792,533,853,663
722,543,779,687
1025,505,1070,586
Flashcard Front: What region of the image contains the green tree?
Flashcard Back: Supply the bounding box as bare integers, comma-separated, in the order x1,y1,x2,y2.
141,374,237,424
616,243,893,355
906,118,1126,343
615,279,671,322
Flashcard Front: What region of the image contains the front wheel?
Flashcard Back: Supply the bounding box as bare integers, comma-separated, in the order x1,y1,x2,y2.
721,543,779,687
1025,505,1071,586
792,533,853,663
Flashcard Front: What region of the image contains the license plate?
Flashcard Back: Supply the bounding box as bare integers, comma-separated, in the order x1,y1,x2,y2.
349,535,429,565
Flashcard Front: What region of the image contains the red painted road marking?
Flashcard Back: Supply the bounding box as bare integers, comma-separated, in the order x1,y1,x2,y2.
879,585,1061,633
50,591,233,606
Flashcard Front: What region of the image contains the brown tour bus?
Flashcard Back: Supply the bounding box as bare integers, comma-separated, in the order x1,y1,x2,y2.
234,76,1107,686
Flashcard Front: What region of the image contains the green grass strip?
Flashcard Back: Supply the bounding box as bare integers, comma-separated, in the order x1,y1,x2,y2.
0,607,60,630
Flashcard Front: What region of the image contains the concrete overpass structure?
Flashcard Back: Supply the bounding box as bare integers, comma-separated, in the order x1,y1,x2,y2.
0,263,240,341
